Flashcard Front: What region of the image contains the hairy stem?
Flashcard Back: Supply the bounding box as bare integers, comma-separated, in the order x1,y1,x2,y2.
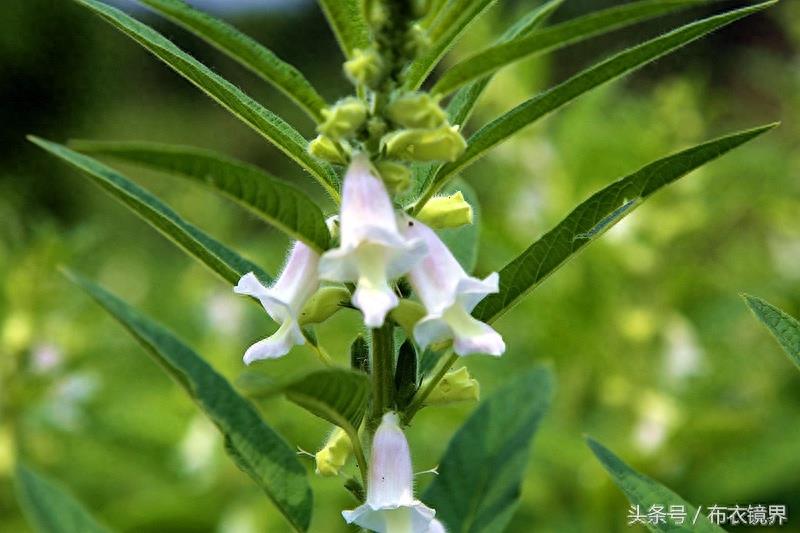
368,322,395,433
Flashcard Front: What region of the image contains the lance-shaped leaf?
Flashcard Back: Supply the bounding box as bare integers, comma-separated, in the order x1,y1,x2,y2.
445,0,564,128
424,366,554,533
402,0,498,90
432,0,707,96
66,271,313,532
473,124,776,324
15,463,111,533
418,1,775,207
587,438,724,532
74,0,339,201
241,368,370,431
138,0,327,122
31,137,270,285
70,140,331,252
744,295,800,370
316,0,371,58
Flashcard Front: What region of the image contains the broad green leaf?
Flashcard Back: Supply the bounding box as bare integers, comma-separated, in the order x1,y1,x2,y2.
418,1,775,207
424,366,554,533
138,0,327,122
432,0,708,96
438,179,481,272
587,438,724,532
316,0,371,58
70,140,331,252
241,368,371,431
65,271,312,532
74,0,339,201
403,0,498,90
15,463,110,533
744,295,800,370
31,137,270,285
473,124,776,324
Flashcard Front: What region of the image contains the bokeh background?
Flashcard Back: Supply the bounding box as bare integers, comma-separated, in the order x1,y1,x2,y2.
1,0,799,531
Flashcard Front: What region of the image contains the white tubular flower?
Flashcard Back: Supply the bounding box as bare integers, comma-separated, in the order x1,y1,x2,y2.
403,219,505,357
342,413,435,533
320,155,425,328
234,241,320,364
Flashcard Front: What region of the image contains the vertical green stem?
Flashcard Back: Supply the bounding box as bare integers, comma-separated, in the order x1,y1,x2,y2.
368,322,395,433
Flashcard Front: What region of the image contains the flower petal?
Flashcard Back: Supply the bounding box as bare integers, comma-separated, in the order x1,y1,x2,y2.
242,320,305,364
353,282,398,328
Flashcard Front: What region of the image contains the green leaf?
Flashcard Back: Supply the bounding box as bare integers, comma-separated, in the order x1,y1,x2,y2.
74,0,339,201
242,368,371,431
438,179,480,272
316,0,371,58
30,136,270,286
15,463,110,533
445,0,563,128
403,0,498,90
432,0,708,96
473,124,776,324
65,271,312,532
138,0,327,122
587,438,724,532
70,140,331,252
424,366,554,533
418,1,775,207
743,294,800,370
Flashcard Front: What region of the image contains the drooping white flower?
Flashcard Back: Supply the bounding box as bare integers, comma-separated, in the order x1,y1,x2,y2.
427,519,447,533
234,241,320,363
342,412,435,533
402,219,505,357
320,155,425,328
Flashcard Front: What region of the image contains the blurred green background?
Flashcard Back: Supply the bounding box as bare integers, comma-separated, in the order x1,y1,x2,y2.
1,0,799,531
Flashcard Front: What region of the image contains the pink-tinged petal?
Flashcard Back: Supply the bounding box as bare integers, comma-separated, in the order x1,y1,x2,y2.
342,412,436,532
242,320,305,364
321,157,425,328
403,218,505,357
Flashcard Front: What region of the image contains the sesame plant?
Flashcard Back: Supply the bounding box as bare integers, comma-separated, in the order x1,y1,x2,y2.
16,0,778,531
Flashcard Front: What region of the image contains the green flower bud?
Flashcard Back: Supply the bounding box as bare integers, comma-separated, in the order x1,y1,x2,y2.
375,160,411,194
386,92,446,129
423,366,480,406
299,286,351,325
344,48,384,88
318,98,368,140
394,340,418,409
350,334,370,374
307,135,347,165
389,299,426,337
315,427,352,477
417,191,473,229
382,124,466,162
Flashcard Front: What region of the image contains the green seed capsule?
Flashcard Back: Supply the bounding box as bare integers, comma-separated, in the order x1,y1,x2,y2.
350,334,370,374
394,340,418,409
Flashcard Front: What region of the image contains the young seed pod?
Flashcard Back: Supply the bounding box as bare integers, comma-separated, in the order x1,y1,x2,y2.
417,191,473,229
375,160,411,194
350,334,370,374
389,299,426,338
394,340,418,409
382,124,466,162
386,92,447,129
318,98,368,140
344,48,385,88
308,134,347,165
298,286,351,325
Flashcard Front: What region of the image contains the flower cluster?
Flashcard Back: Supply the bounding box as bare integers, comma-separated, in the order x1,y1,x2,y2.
234,154,504,362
